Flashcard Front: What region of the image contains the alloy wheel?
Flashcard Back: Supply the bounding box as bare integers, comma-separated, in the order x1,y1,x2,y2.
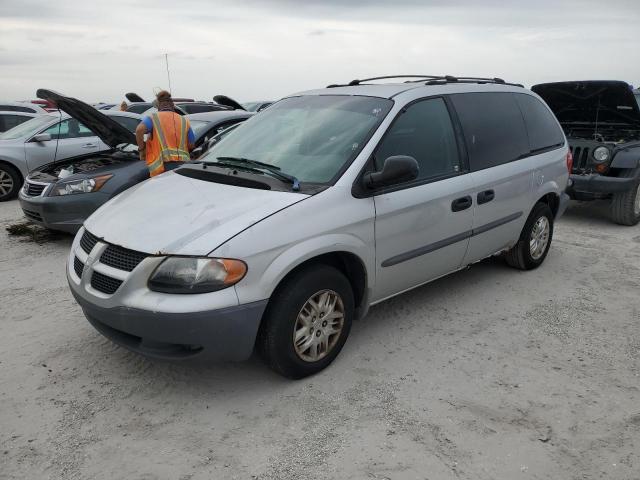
0,170,14,197
529,216,550,260
634,184,640,216
293,289,345,362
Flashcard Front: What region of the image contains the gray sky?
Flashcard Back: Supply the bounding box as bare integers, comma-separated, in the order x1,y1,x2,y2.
1,0,639,103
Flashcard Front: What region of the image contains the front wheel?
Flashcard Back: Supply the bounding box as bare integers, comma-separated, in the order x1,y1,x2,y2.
257,264,354,379
505,203,554,270
610,169,640,226
0,164,21,201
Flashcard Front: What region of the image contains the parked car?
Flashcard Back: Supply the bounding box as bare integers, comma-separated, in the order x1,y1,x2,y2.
19,90,252,232
242,100,273,112
0,101,47,114
67,75,570,379
532,81,640,225
0,107,141,201
28,99,58,112
0,111,40,133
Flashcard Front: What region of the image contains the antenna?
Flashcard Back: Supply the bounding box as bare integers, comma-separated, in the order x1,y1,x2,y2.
165,53,172,94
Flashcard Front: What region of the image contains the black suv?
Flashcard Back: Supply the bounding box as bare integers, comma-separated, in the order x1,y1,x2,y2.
532,81,640,225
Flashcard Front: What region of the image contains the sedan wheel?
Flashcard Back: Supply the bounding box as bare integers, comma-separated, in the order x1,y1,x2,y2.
0,165,21,201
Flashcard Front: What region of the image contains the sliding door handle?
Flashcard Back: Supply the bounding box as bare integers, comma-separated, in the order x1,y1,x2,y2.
477,189,495,205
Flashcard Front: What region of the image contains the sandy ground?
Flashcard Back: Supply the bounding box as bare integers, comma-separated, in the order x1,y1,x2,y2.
1,198,639,480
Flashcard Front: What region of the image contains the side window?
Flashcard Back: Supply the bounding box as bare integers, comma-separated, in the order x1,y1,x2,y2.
374,97,460,182
111,116,140,132
0,105,35,113
450,92,529,171
514,94,564,152
42,119,94,139
1,115,31,131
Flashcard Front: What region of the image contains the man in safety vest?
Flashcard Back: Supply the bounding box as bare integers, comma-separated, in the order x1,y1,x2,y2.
135,90,195,177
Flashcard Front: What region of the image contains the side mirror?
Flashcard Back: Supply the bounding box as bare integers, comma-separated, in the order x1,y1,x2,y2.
32,133,52,142
363,155,419,189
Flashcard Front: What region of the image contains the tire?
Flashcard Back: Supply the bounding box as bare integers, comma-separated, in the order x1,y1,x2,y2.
505,202,554,270
0,163,22,201
257,264,354,379
610,169,640,226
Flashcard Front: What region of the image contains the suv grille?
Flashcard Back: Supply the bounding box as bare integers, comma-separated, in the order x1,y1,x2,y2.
570,146,590,171
100,244,149,272
24,182,47,197
80,230,99,254
91,271,123,295
73,256,84,278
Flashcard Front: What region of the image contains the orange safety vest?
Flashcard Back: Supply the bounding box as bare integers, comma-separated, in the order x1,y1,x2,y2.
145,111,191,177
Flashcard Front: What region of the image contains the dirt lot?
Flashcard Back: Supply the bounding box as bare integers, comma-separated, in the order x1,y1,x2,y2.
1,198,639,480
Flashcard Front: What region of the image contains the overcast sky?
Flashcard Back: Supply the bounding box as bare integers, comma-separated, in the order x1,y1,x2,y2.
1,0,639,103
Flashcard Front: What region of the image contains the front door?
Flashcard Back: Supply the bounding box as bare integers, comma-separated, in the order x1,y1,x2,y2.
25,118,105,172
372,97,474,302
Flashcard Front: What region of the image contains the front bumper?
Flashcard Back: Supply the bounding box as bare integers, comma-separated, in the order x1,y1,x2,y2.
71,287,267,361
19,189,110,234
567,172,639,196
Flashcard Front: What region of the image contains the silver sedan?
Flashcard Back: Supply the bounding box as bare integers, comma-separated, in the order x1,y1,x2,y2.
0,110,140,200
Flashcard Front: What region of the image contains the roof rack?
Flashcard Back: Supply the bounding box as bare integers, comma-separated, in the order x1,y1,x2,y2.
327,75,523,88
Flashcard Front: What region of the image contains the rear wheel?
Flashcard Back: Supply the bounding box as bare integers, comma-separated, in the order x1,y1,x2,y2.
610,169,640,226
257,264,354,379
0,164,21,201
505,203,554,270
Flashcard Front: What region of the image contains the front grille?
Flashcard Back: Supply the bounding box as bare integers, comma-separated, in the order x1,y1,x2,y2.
22,209,43,222
74,256,84,278
570,146,590,171
24,182,47,197
100,244,149,272
80,230,99,254
91,271,123,295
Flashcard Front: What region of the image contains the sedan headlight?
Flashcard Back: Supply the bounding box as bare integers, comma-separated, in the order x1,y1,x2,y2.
148,257,247,294
592,146,610,163
50,174,113,196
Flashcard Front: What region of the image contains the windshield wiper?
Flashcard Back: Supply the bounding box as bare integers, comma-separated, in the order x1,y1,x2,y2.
214,156,300,191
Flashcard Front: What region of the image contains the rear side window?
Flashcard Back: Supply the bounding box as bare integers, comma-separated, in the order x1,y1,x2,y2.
450,92,529,171
0,114,31,132
514,94,564,152
375,97,460,182
0,105,36,113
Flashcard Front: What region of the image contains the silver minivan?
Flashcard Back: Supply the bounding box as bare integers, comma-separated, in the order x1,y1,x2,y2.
67,76,570,378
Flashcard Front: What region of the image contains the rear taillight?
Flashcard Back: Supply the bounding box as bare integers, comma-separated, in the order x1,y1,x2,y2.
566,150,573,173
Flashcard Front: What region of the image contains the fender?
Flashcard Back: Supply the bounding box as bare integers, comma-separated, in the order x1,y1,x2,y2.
610,147,640,169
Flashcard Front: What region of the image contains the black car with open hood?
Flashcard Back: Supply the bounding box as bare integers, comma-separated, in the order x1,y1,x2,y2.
20,91,252,233
532,80,640,225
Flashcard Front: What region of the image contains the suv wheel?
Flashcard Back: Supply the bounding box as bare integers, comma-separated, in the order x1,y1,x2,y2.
0,164,21,201
610,169,640,226
257,264,354,379
505,202,554,270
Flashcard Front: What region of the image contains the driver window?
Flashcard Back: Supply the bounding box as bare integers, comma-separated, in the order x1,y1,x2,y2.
374,97,460,182
42,119,94,139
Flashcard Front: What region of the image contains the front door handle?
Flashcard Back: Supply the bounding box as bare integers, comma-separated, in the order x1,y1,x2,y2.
451,195,472,212
477,189,495,205
81,143,97,149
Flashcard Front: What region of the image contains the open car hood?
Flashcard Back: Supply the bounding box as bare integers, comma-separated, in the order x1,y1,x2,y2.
37,89,137,148
213,95,246,111
532,81,640,126
125,92,145,103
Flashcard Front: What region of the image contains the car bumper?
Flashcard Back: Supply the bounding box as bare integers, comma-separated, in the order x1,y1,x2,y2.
556,192,570,218
18,189,110,234
567,172,639,196
71,287,268,361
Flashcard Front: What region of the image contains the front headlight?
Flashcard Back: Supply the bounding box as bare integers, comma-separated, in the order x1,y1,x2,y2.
592,146,610,163
148,257,247,294
50,174,113,196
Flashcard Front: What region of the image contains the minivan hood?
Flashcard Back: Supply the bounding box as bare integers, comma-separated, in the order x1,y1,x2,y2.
84,170,309,255
532,81,640,127
37,89,137,147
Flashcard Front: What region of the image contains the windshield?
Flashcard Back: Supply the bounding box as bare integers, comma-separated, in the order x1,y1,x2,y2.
200,95,393,184
0,115,56,140
189,120,211,137
635,92,640,110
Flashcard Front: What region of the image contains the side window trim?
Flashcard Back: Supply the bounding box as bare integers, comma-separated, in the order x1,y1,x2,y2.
352,94,468,198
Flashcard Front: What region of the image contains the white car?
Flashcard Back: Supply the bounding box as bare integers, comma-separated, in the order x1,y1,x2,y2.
0,109,141,200
68,75,570,378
